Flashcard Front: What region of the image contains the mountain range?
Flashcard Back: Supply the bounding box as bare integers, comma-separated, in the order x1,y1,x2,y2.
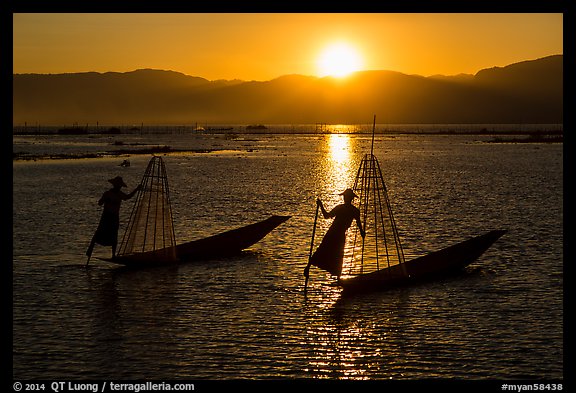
12,55,563,125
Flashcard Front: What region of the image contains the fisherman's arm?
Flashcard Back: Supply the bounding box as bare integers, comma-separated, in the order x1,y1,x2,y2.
124,184,143,200
317,199,334,219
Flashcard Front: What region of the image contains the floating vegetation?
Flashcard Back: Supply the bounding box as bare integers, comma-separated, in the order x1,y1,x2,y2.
13,145,215,161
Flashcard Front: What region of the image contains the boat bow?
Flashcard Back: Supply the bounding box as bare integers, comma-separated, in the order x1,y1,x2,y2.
339,229,507,294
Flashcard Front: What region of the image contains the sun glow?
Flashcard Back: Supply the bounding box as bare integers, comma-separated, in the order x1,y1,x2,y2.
317,43,364,78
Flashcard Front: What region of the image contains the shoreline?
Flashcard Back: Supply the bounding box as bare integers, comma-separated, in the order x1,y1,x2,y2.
12,124,563,136
486,135,563,144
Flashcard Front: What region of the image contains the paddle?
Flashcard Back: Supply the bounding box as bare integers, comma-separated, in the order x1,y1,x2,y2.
304,199,320,296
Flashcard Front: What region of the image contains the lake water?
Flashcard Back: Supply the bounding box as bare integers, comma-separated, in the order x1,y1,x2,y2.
12,131,563,381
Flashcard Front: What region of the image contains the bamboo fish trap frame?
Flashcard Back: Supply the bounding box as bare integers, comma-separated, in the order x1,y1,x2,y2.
116,156,178,263
342,148,408,278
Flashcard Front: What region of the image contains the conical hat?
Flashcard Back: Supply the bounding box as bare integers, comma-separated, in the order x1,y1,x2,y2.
108,176,127,188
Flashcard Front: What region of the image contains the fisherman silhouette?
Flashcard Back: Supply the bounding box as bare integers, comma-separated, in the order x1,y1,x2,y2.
304,188,365,278
86,176,141,263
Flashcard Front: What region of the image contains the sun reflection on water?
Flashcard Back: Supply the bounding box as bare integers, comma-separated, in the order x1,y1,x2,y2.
300,287,416,380
325,133,356,200
328,133,350,166
302,299,393,380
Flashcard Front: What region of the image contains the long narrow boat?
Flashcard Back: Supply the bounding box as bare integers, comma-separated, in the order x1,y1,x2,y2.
338,229,506,295
100,215,291,267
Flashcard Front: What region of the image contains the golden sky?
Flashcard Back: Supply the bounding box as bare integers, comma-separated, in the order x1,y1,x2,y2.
13,13,563,81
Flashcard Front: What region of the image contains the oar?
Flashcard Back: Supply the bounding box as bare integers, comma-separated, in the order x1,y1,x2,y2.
304,199,320,296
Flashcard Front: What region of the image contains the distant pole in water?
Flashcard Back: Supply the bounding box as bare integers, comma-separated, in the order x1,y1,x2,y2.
370,114,376,156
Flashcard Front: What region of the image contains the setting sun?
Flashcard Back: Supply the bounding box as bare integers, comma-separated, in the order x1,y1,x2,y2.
317,43,364,77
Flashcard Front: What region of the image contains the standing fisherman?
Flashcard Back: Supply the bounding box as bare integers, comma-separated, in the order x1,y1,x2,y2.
86,176,141,263
304,188,365,279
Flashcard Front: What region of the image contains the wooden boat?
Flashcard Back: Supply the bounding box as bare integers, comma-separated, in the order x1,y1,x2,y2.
101,215,290,267
338,229,507,295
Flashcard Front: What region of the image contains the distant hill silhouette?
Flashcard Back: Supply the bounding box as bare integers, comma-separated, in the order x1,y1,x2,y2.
13,55,562,125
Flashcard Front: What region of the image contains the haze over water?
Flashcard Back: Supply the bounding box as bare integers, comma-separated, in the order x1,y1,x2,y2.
12,129,563,380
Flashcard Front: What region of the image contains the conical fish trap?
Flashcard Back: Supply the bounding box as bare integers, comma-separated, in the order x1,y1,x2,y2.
342,153,407,277
117,156,177,262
